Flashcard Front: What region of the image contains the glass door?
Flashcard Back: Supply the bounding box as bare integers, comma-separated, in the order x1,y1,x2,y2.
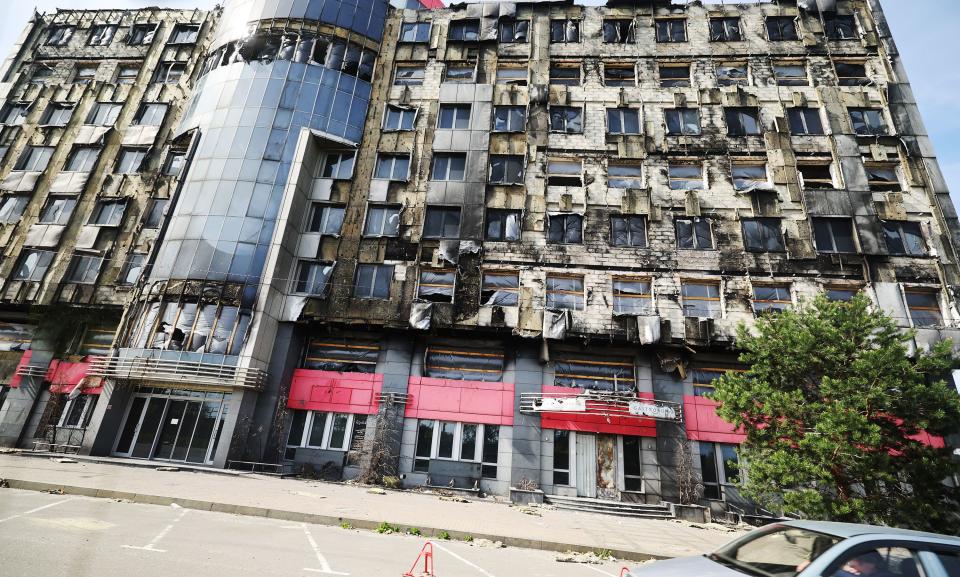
113,391,228,464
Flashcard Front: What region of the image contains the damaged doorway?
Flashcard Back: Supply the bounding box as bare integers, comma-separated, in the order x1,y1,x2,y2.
575,433,625,499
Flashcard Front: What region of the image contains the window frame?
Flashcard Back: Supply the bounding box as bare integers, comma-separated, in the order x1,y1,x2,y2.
294,261,335,296
499,20,530,43
550,19,581,44
607,108,641,135
383,105,417,132
699,441,739,501
812,217,858,254
655,18,687,43
436,104,471,130
167,23,200,45
417,269,457,303
394,64,426,86
443,62,476,83
546,213,583,245
38,196,77,225
773,61,809,86
89,199,127,227
307,203,346,235
398,22,431,44
788,107,825,136
495,64,528,86
549,63,581,87
73,63,99,84
824,14,858,41
431,152,468,182
87,24,118,47
133,103,168,126
115,64,141,84
422,206,462,239
363,204,401,238
709,17,743,42
602,19,636,44
14,146,54,172
488,154,525,185
373,153,410,181
741,218,786,253
798,162,836,190
64,146,100,173
610,215,648,248
659,63,691,88
603,63,636,87
849,108,888,136
481,270,519,307
716,62,749,86
676,217,714,250
612,277,654,315
353,264,394,300
725,107,762,136
66,254,103,285
664,108,701,136
545,274,584,310
752,284,792,315
12,249,54,282
58,394,98,429
766,16,798,41
116,147,147,174
881,220,926,256
287,411,356,452
484,209,521,242
492,105,526,132
413,419,500,478
152,61,185,84
41,102,73,127
448,19,480,43
904,288,944,328
681,280,722,319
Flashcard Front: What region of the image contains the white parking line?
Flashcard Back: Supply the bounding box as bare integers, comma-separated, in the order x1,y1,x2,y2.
301,523,350,575
122,507,189,553
0,497,75,524
583,564,619,577
432,541,498,577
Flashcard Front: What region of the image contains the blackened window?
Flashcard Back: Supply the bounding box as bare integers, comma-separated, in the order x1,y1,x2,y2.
798,164,834,189
603,19,635,43
546,159,582,187
742,218,785,252
604,64,636,87
499,20,529,43
676,217,713,250
550,19,580,43
128,24,157,45
547,214,582,244
417,270,456,303
493,106,525,132
726,107,762,136
610,215,647,247
549,64,581,86
354,264,393,299
481,271,519,306
656,19,686,43
788,108,824,136
812,218,856,253
866,165,900,192
303,338,379,372
550,107,583,133
168,24,200,45
553,430,570,485
905,290,943,327
623,436,643,491
295,261,335,295
448,20,480,42
710,17,742,42
39,197,76,225
144,199,168,229
882,221,925,256
824,14,857,40
554,354,634,391
485,209,521,241
836,62,869,86
766,16,798,41
660,64,690,87
308,204,345,235
849,108,887,135
423,206,461,239
489,154,524,184
665,108,700,136
364,205,401,237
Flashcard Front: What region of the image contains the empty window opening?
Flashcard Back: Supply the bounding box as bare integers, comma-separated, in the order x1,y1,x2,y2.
485,209,521,241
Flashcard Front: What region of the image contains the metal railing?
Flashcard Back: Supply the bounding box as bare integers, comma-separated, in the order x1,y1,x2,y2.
519,391,684,423
375,392,412,405
15,365,49,378
87,356,267,390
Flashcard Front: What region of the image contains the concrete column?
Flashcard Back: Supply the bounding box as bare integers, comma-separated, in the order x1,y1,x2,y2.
0,321,59,448
509,340,543,488
82,379,133,456
652,354,685,504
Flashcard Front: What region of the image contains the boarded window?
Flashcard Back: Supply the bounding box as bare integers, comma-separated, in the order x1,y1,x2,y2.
303,338,379,372
417,269,456,303
547,159,582,186
481,271,519,306
613,278,652,315
753,285,791,314
554,354,635,392
546,275,583,310
425,346,504,381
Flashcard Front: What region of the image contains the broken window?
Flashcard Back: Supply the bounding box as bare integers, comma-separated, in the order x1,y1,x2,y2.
431,153,467,181
0,127,17,162
665,108,700,136
547,214,582,245
550,19,580,43
485,209,522,242
448,19,480,42
656,19,687,43
553,430,571,485
554,353,635,392
607,162,643,189
418,268,457,303
788,108,824,136
499,20,529,43
425,346,503,381
766,16,798,41
354,264,393,299
0,196,29,224
692,368,726,397
682,281,722,318
66,255,103,284
603,19,635,44
866,164,900,192
716,62,749,86
308,203,345,235
30,65,52,84
65,147,100,172
825,286,858,302
611,216,647,247
604,64,636,87
798,163,835,189
46,25,74,46
134,103,168,126
905,289,942,328
488,154,524,185
38,197,77,225
493,106,525,132
1,102,29,125
14,146,53,172
363,205,401,237
773,62,808,86
163,151,186,176
742,218,785,252
144,199,168,228
443,63,475,83
41,103,73,127
725,107,762,136
12,249,54,281
607,108,641,135
89,199,126,226
882,221,926,256
88,24,117,46
128,23,156,45
153,61,185,83
732,163,769,190
849,108,887,136
659,63,690,88
812,217,857,253
115,64,140,84
374,154,410,181
437,104,471,129
824,14,857,40
495,64,527,85
116,148,147,174
320,151,356,180
168,23,200,45
303,338,379,372
549,106,583,133
549,63,580,86
836,61,869,86
58,394,98,429
547,159,582,187
546,275,584,310
384,105,416,131
700,442,739,500
481,271,519,306
394,64,425,86
399,22,431,43
423,206,461,239
710,17,742,42
669,163,703,190
86,103,122,126
613,278,653,315
74,64,98,84
295,261,335,295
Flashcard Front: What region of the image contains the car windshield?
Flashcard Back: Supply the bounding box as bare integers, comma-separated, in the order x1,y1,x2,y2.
711,526,843,577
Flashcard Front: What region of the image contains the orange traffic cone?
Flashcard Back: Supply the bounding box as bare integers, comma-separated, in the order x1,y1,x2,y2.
403,541,435,577
620,568,632,577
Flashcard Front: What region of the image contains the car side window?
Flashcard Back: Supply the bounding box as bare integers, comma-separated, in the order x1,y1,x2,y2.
826,546,922,577
930,550,960,577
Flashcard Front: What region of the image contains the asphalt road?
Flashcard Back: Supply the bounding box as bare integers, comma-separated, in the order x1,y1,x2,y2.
0,488,634,577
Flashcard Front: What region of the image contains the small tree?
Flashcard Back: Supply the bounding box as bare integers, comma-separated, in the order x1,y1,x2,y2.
713,295,960,534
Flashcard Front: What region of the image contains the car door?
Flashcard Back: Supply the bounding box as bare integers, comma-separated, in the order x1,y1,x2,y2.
819,542,925,577
918,547,960,577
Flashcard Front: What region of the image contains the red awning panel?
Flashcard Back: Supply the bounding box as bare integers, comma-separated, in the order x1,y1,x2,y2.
287,369,382,415
539,385,658,437
405,377,514,426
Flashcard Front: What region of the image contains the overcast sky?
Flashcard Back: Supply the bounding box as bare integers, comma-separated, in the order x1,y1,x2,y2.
1,0,957,198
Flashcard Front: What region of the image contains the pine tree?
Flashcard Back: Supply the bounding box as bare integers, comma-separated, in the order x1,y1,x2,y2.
712,295,960,534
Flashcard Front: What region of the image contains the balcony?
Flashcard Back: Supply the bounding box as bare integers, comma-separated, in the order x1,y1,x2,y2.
88,355,266,390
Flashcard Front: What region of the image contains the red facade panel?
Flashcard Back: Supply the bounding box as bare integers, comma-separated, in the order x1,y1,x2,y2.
539,386,658,437
683,395,746,444
47,358,104,395
287,369,382,415
416,0,446,7
405,377,514,426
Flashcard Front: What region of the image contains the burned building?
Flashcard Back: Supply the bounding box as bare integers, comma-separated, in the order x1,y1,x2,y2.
0,0,956,518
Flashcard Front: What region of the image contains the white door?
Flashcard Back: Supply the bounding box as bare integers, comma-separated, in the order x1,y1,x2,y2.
575,433,597,498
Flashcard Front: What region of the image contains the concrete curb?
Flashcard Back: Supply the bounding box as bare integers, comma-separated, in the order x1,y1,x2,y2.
2,478,668,562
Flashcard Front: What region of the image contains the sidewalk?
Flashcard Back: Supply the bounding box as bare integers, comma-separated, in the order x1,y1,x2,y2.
0,452,743,561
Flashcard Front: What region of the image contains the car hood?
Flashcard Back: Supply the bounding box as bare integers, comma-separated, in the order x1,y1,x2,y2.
628,555,747,577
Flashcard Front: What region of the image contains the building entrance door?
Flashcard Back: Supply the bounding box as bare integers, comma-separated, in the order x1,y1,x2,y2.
575,433,597,498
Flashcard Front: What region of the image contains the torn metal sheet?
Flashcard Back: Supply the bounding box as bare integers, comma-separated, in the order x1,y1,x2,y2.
798,0,837,11
23,224,63,248
48,172,89,194
458,240,480,255
74,226,101,250
284,295,308,322
410,301,433,330
0,171,39,192
122,125,160,147
543,309,569,340
439,240,461,265
635,315,661,345
73,125,112,145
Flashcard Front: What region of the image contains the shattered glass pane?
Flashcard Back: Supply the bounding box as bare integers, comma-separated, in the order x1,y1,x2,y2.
716,63,748,86
417,270,456,302
546,276,584,310
554,355,634,391
613,279,652,315
656,19,686,43
732,164,768,190
660,65,690,87
494,106,525,131
742,219,784,252
482,272,519,306
425,347,503,381
547,214,582,244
